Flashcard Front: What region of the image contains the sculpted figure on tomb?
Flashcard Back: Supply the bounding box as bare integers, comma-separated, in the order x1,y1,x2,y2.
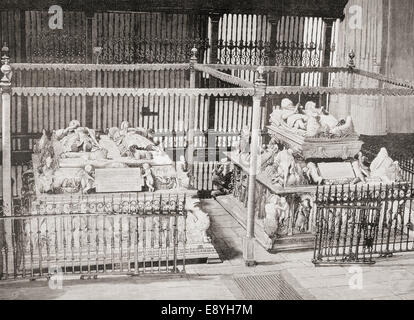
212,160,234,194
261,138,279,172
142,163,155,192
275,197,290,225
295,196,313,233
108,121,158,154
37,151,58,193
269,98,357,139
80,165,96,194
264,195,280,238
274,149,296,187
303,162,323,185
185,198,211,243
305,113,326,138
370,148,403,183
54,120,100,155
269,106,284,127
238,125,251,155
264,195,292,239
329,116,354,138
176,155,191,189
34,129,54,154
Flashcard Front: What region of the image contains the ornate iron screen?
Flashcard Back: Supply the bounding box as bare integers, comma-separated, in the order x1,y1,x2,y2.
313,183,414,265
216,15,335,67
26,11,87,64
97,12,209,64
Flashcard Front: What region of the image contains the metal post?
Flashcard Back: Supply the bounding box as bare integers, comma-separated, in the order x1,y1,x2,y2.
346,50,356,115
243,66,266,267
1,44,12,216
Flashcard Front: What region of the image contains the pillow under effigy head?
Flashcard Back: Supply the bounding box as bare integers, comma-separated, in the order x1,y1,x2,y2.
281,98,294,110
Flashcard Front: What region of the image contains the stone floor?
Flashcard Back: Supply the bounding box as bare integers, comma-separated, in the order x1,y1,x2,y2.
1,199,414,300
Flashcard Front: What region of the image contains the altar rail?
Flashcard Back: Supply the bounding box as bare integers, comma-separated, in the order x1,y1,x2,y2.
313,183,414,265
0,196,188,280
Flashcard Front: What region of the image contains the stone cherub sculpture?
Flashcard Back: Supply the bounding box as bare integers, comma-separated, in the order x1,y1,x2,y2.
142,163,155,192
273,149,297,187
264,194,290,240
264,195,280,238
295,196,313,233
176,155,191,189
212,160,234,195
235,125,252,165
185,198,211,243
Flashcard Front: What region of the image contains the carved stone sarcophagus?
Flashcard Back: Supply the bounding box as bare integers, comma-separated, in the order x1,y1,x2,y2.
267,124,363,160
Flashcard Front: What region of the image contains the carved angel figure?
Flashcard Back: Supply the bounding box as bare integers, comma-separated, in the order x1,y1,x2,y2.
185,198,211,243
274,149,296,187
264,195,280,238
295,196,313,233
142,163,155,192
239,125,251,155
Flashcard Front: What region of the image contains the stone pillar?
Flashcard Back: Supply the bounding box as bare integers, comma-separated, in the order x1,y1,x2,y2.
243,66,266,267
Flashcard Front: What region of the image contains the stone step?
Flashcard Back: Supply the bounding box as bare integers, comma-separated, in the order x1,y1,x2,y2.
271,234,315,253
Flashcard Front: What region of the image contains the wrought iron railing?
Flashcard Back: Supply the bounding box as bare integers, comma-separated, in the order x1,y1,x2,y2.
216,40,333,67
27,33,87,64
100,38,210,64
313,183,414,265
0,195,188,280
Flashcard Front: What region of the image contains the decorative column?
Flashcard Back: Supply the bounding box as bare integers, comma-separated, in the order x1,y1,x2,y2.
243,66,266,267
85,9,96,128
346,50,356,115
267,15,280,68
207,13,222,130
321,18,335,108
1,45,13,217
187,47,197,180
322,18,335,84
209,13,221,66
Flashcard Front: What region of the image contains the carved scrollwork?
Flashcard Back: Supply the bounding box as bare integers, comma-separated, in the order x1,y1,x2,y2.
99,37,210,64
